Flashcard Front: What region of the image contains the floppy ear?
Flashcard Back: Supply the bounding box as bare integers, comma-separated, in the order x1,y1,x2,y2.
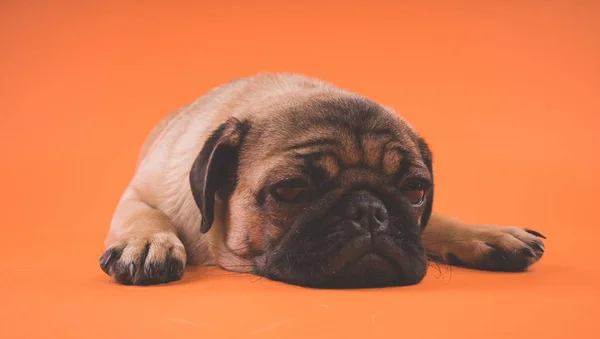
189,117,250,234
416,137,434,230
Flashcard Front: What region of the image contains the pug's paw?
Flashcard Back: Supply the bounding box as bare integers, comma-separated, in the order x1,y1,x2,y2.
99,232,186,285
436,225,546,272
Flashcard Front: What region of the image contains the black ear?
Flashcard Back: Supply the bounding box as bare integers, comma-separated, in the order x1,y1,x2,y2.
189,117,250,234
416,137,434,230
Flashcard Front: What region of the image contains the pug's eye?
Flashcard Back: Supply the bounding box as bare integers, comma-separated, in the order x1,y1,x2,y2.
400,181,427,206
271,179,311,203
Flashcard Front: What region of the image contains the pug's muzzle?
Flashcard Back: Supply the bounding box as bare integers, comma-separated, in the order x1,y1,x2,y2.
261,188,428,289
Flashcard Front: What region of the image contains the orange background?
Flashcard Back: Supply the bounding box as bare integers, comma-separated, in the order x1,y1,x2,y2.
1,1,599,338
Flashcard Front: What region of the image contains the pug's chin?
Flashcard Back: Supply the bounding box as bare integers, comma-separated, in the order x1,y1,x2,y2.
321,253,407,289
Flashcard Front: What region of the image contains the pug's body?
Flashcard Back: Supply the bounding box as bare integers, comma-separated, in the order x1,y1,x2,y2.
100,73,545,288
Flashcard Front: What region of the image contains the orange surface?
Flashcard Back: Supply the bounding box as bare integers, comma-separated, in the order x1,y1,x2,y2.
1,1,599,338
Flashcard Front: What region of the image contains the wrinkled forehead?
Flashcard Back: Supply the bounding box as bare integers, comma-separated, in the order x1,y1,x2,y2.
262,97,417,151
239,96,427,189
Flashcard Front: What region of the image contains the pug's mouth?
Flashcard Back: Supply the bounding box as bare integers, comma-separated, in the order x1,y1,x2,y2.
265,233,427,289
317,234,415,288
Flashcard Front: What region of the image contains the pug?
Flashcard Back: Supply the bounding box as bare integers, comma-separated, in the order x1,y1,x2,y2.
99,73,546,288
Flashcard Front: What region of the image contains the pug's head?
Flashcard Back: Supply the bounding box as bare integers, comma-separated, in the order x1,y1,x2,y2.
189,94,434,288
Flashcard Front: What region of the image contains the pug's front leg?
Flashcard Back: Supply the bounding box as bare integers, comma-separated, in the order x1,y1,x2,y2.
100,188,186,285
423,214,545,272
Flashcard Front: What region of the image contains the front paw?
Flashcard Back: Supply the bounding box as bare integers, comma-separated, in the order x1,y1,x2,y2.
99,232,186,285
437,226,545,272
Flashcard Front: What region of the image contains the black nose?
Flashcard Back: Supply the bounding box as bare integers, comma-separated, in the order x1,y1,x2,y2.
340,190,389,232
